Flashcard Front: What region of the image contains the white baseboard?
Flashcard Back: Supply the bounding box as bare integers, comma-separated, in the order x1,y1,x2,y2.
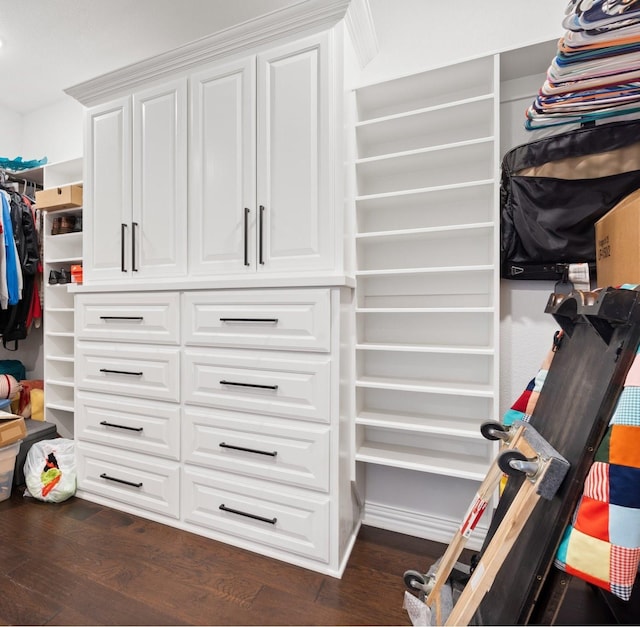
362,500,487,552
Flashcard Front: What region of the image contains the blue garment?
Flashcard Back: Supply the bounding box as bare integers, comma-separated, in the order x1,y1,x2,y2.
0,192,19,306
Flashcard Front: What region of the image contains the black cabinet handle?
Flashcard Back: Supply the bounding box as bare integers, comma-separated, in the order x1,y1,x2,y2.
131,221,139,272
100,473,143,488
99,316,144,321
99,368,143,376
121,223,127,272
100,420,144,432
219,380,278,390
219,318,278,324
219,504,276,525
244,207,250,266
259,205,265,265
219,442,277,457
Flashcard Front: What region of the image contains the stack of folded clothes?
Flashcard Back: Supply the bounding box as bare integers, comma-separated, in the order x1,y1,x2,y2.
526,0,640,131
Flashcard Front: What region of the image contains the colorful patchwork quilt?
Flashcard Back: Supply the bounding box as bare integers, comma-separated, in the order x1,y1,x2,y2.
554,344,640,600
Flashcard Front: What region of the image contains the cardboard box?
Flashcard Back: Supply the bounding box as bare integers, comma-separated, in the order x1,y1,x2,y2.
595,189,640,288
35,184,83,210
0,415,27,447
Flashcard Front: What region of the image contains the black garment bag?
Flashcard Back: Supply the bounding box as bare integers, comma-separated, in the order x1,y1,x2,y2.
500,119,640,281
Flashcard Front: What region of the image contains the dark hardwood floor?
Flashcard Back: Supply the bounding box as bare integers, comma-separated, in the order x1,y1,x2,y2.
0,489,634,625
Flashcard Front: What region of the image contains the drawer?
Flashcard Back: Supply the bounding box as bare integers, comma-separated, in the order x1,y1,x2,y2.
76,292,180,344
76,391,180,460
182,406,330,491
182,466,329,562
76,341,180,402
183,348,330,423
76,441,180,518
182,289,330,352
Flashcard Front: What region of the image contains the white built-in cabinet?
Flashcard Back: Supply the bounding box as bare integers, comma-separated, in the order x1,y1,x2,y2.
68,4,362,578
190,32,337,276
83,79,187,283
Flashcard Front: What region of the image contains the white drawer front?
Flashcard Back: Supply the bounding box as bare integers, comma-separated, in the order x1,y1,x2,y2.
183,406,330,491
183,348,330,423
76,341,180,402
76,292,180,344
183,466,329,562
76,391,180,460
76,441,180,518
182,289,330,352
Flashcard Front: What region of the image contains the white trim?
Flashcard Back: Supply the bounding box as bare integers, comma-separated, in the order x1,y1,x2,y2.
345,0,378,68
65,0,359,106
362,500,487,552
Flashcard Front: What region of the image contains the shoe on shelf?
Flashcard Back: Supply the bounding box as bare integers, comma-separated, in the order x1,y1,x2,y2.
58,268,71,284
48,270,61,284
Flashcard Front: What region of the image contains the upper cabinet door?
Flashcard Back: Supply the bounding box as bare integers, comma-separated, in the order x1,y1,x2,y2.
189,57,257,275
132,79,188,279
84,98,132,283
257,31,336,274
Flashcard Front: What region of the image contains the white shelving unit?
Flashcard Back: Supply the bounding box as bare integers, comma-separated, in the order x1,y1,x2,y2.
41,157,83,438
352,55,501,538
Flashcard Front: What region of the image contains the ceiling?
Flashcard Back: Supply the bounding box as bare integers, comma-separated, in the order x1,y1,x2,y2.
0,0,315,114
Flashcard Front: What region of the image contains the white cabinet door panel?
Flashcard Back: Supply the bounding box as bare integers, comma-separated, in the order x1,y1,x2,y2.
76,292,180,344
76,391,180,460
183,466,329,562
133,79,188,279
182,289,330,352
257,31,334,273
183,406,330,491
183,348,330,423
77,441,180,518
76,341,180,402
189,57,256,275
84,98,132,282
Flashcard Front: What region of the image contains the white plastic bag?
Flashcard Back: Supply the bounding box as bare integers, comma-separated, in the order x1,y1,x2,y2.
23,438,76,503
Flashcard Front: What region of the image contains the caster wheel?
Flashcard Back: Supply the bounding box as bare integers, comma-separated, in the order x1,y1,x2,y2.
498,449,529,477
480,421,507,441
403,569,426,592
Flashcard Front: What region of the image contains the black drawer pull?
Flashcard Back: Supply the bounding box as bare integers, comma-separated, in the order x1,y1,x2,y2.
219,317,279,323
99,368,143,376
100,473,143,488
99,316,144,321
219,380,278,390
219,442,277,457
219,504,277,525
100,421,144,432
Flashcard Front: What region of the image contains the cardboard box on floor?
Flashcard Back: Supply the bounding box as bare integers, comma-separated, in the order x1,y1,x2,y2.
0,415,26,447
595,188,640,288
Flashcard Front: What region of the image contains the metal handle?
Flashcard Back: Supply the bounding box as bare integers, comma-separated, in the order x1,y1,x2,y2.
219,318,278,324
259,205,265,265
121,223,127,272
100,473,143,488
99,368,143,376
131,221,139,272
219,504,277,525
100,421,144,432
219,442,277,457
99,316,144,321
219,380,278,390
244,207,250,266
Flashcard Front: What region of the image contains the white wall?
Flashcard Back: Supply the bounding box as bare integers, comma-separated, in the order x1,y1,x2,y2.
0,105,23,158
21,97,83,166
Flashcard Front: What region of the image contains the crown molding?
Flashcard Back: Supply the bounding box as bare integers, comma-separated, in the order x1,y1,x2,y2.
345,0,378,68
65,0,375,107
